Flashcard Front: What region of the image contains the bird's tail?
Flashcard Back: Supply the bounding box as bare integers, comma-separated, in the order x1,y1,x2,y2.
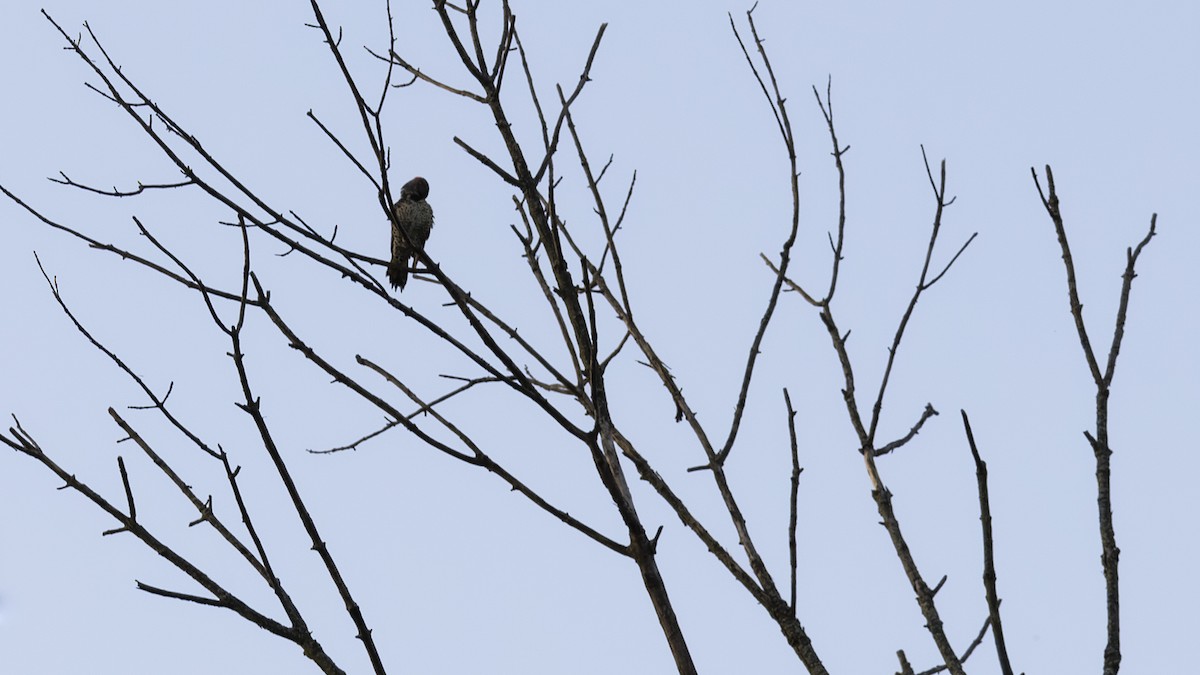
388,257,409,290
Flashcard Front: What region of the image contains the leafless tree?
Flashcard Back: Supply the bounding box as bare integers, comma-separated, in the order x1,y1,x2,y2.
1,3,1156,674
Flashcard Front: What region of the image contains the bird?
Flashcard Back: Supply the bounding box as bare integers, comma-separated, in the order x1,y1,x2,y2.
388,176,434,291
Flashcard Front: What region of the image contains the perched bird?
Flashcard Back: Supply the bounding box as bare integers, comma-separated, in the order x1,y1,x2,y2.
388,176,434,291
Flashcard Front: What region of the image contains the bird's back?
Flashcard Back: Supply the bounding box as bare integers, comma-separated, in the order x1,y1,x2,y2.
395,200,434,249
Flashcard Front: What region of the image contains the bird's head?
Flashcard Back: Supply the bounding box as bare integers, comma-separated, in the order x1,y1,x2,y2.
400,176,430,202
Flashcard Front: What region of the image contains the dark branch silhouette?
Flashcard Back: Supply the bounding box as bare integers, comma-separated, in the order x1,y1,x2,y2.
0,3,1160,674
1033,164,1155,675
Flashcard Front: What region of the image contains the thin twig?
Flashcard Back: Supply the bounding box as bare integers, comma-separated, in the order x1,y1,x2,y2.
49,172,194,197
914,614,993,675
874,404,939,457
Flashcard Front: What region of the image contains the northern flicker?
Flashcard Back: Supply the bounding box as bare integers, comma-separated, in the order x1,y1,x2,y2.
388,176,434,291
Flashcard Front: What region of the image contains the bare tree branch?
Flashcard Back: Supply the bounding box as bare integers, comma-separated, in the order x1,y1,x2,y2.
874,404,939,457
783,388,803,614
914,614,993,675
1032,164,1156,675
961,410,1016,675
718,7,803,466
49,171,195,196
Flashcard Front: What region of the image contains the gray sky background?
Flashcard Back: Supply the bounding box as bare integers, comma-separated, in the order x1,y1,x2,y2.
1,2,1197,673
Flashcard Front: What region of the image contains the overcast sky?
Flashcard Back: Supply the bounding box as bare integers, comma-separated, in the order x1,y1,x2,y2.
1,2,1197,674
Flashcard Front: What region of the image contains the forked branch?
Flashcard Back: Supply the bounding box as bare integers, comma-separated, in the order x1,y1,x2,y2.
1032,164,1155,675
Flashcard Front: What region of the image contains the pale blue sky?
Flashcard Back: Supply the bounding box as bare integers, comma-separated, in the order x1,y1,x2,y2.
1,2,1197,673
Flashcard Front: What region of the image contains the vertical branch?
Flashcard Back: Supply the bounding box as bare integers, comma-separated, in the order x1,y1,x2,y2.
783,388,802,614
718,7,803,464
1032,165,1156,675
116,455,136,522
1031,165,1102,383
813,80,848,305
716,10,828,674
961,410,1015,675
1104,214,1157,388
